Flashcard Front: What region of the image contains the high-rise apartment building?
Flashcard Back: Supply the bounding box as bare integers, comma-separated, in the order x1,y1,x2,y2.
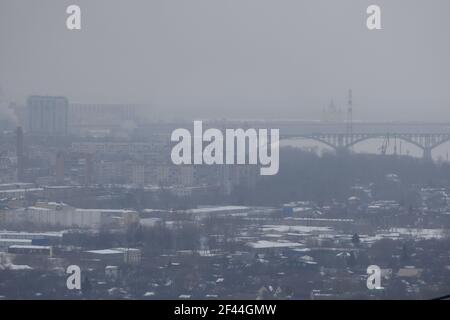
27,96,68,135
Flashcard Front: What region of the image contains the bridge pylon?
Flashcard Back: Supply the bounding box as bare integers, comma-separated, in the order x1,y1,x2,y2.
423,148,433,162
336,146,350,156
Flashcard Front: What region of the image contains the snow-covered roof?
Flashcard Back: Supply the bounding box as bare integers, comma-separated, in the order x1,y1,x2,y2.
247,240,303,249
86,249,122,255
186,206,249,214
9,245,52,250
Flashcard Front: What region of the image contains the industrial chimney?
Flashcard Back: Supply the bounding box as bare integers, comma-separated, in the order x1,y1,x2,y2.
16,126,24,182
55,151,65,184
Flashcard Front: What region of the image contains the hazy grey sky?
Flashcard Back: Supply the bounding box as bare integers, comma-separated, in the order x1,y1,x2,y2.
1,0,449,121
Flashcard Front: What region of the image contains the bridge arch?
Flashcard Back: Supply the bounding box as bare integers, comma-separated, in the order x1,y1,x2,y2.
279,135,338,152
279,133,450,160
430,139,450,161
347,135,425,151
280,134,430,157
430,137,450,150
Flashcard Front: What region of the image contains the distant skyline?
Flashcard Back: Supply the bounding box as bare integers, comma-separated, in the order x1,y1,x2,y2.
1,0,450,121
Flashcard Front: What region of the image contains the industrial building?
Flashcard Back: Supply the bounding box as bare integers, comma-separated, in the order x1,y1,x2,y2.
2,202,139,230
8,245,53,257
84,248,141,266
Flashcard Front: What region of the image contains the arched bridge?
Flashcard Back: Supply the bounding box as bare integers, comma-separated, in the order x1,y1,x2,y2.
281,133,450,160
149,120,450,161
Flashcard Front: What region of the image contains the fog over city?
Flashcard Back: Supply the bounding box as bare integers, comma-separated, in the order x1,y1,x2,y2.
1,0,450,121
1,0,450,304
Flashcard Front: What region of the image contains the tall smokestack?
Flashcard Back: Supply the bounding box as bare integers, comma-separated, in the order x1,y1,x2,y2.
16,126,24,182
56,151,65,184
